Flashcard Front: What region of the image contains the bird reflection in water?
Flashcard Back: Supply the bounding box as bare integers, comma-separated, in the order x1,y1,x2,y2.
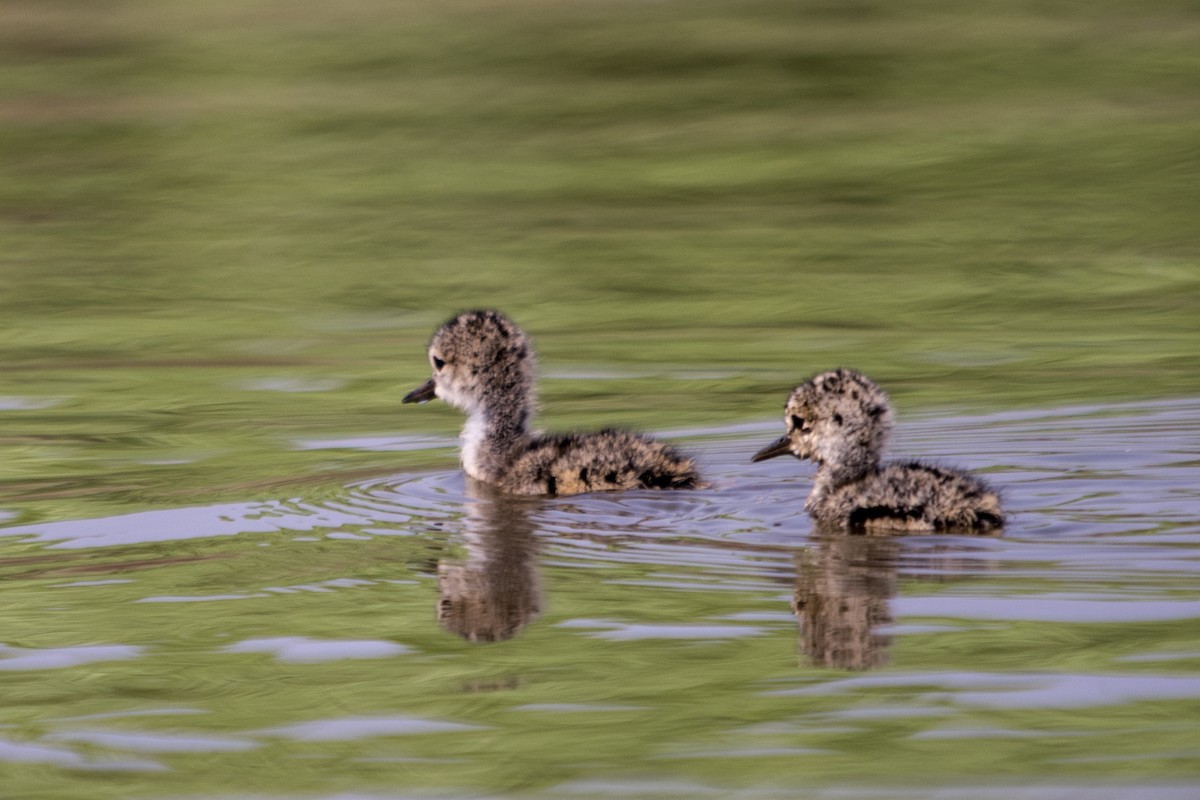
791,531,995,670
433,482,987,662
792,532,898,670
436,481,543,642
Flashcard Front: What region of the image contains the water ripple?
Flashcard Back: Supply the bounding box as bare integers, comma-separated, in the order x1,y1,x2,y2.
0,644,143,671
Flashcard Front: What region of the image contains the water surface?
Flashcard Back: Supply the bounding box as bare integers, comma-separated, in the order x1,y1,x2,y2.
4,2,1200,796
2,398,1198,798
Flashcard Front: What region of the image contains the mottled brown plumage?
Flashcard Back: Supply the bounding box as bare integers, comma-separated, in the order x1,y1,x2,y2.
752,369,1004,533
404,310,701,495
437,484,542,642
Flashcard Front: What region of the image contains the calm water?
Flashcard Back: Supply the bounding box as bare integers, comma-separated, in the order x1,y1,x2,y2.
5,1,1200,795
2,398,1199,799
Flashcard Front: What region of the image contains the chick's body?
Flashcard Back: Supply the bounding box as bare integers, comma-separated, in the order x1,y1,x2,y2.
753,369,1003,533
405,310,700,496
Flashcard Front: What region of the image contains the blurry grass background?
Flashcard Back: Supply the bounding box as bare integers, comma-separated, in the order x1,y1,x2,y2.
1,0,1198,515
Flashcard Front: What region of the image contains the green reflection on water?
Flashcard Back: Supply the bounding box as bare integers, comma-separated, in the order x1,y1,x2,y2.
2,0,1199,518
2,0,1200,796
2,527,1200,798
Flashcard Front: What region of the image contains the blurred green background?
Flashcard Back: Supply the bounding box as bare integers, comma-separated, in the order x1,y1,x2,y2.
2,0,1198,518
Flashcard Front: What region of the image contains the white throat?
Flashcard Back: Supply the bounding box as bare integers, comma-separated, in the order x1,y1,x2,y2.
460,411,489,482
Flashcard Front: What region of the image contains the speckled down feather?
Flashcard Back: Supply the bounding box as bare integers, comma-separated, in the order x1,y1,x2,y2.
404,310,700,496
753,368,1003,533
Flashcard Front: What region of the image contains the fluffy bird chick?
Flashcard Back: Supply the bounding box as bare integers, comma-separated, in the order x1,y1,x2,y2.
752,369,1003,533
404,310,701,496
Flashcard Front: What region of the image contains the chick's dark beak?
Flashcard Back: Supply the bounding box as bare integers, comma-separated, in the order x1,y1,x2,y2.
402,378,437,404
751,435,793,463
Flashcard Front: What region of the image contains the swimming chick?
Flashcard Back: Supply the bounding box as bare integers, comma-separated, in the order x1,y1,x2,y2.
752,369,1003,532
403,310,701,496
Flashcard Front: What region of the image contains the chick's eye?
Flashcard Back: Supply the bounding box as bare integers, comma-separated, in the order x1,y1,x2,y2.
432,356,445,370
790,415,806,430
